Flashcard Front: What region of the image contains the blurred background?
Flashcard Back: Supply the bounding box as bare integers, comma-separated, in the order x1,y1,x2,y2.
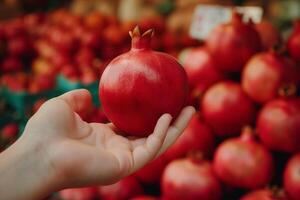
1,0,300,200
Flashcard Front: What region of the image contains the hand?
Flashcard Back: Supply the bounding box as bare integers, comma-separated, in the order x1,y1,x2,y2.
0,89,195,200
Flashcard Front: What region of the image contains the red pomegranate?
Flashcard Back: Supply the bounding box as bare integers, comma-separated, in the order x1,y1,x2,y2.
183,47,224,89
134,155,168,184
164,114,215,161
183,47,224,105
242,51,299,104
162,157,222,200
80,30,102,50
201,81,256,136
284,153,300,200
99,176,144,200
1,123,19,141
99,26,188,136
47,26,77,53
206,11,262,73
240,188,288,200
58,187,97,200
213,127,274,189
257,98,300,152
75,47,95,69
255,20,282,50
287,21,300,63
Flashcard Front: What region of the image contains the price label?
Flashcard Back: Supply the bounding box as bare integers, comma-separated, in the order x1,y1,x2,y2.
189,5,263,40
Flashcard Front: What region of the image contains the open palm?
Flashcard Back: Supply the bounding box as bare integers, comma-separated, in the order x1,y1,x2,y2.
22,89,195,189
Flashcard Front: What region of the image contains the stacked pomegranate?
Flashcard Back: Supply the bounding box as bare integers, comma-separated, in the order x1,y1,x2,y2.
0,14,56,94
162,12,300,200
0,10,199,95
0,7,296,199
55,12,300,200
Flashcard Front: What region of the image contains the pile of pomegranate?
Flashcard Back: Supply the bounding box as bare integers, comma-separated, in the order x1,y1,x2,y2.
54,11,300,200
0,10,199,94
1,8,300,200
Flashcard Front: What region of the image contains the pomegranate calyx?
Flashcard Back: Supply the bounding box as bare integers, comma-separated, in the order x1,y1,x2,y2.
191,87,204,103
278,83,297,97
129,25,141,38
129,26,153,50
268,186,286,199
231,10,243,25
248,18,255,26
240,126,256,142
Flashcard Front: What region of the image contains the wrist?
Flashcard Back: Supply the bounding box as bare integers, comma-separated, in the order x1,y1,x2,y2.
0,136,59,200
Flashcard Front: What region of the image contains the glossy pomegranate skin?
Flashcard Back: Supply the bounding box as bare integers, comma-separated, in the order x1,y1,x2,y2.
134,155,168,184
255,20,282,50
162,158,222,200
242,52,300,104
201,81,256,136
284,153,300,200
257,98,300,152
183,47,224,91
99,176,144,200
164,114,215,161
59,187,97,200
100,28,188,136
206,12,262,73
287,21,300,63
213,130,274,189
240,189,289,200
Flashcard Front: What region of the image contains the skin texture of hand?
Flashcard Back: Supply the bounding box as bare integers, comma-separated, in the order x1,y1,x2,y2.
0,89,195,200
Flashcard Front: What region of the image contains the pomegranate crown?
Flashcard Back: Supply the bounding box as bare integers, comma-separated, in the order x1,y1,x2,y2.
129,26,154,50
240,126,256,141
230,10,255,26
268,186,287,199
231,10,243,24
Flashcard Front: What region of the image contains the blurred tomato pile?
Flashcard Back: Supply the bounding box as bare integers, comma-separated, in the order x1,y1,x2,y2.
1,3,300,200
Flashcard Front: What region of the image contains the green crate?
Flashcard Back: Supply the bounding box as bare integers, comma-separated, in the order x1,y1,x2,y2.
0,111,18,127
1,87,60,117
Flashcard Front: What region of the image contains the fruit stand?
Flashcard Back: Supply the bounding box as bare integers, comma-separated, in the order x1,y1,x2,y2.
0,0,300,200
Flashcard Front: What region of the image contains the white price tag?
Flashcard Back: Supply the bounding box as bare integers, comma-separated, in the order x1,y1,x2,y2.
189,5,263,40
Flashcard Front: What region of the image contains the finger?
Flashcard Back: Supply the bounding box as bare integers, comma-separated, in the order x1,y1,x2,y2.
55,89,93,113
130,138,146,149
130,114,172,173
156,106,195,157
73,113,92,139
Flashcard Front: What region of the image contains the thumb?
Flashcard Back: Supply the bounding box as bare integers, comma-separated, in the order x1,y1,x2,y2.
55,89,93,114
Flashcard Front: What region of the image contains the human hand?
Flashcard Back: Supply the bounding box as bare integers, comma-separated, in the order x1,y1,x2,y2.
0,89,195,200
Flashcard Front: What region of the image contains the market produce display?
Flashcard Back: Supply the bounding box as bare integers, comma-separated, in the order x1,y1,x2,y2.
1,2,300,200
